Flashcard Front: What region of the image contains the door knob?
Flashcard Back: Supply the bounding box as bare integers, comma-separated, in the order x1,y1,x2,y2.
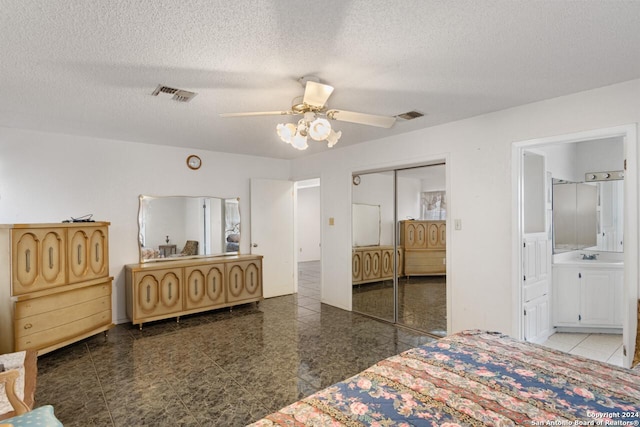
252,243,258,248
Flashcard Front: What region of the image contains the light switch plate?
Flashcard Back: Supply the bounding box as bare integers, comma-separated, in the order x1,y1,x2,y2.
454,219,462,230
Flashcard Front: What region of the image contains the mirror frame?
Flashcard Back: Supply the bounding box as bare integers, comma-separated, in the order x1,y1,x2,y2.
137,195,241,263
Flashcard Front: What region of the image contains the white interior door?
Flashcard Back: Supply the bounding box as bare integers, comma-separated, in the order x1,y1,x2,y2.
250,178,294,298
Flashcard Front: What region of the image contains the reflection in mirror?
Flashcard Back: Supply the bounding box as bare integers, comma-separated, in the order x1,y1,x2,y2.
352,204,381,247
352,171,395,323
553,178,623,253
596,180,624,252
138,195,240,262
351,165,448,336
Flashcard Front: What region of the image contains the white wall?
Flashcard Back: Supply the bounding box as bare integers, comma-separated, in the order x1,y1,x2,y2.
296,186,321,261
419,164,446,192
539,143,577,181
396,176,422,221
0,128,290,323
576,137,624,177
539,136,624,182
291,78,640,334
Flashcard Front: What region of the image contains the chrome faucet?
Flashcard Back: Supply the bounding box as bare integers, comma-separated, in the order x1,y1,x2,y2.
581,253,599,260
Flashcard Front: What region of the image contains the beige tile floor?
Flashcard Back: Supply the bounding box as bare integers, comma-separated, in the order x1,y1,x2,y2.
541,332,624,367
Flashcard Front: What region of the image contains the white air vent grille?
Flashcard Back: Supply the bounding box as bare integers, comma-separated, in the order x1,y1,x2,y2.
152,85,197,103
396,110,425,121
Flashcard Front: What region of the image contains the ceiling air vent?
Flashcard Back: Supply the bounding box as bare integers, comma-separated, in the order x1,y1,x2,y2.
395,110,425,121
152,84,198,103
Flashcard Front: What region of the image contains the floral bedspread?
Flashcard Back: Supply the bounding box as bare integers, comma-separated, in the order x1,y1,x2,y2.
249,330,640,426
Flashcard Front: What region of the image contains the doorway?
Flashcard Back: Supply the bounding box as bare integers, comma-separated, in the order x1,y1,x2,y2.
351,164,447,337
295,178,321,298
513,125,638,368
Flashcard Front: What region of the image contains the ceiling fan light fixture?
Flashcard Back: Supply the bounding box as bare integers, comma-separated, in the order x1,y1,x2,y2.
278,114,339,149
309,117,331,141
222,76,393,151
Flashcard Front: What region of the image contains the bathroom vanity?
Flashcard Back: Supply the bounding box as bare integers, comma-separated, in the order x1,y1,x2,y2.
552,251,623,331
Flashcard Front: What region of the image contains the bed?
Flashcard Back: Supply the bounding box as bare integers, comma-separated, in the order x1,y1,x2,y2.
249,330,640,426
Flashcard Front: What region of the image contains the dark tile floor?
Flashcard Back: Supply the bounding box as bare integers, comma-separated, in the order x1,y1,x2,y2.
34,261,436,426
352,275,447,336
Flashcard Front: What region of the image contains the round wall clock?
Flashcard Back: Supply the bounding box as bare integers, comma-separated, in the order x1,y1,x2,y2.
186,155,201,170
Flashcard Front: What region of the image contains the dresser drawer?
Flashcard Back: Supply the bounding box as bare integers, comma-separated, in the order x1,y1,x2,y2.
16,310,111,351
14,280,111,319
404,250,446,275
16,295,111,338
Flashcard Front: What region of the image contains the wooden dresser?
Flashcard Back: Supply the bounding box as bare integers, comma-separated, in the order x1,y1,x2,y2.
352,245,403,285
399,220,446,276
125,254,262,329
0,222,113,355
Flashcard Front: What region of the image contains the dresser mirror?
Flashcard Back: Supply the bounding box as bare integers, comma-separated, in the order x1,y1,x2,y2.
138,195,240,262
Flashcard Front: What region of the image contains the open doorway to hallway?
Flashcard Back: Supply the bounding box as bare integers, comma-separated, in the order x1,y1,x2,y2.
296,178,321,296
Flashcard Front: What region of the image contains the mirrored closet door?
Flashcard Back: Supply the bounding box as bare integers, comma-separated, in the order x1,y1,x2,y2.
351,164,447,337
396,165,447,336
351,171,395,322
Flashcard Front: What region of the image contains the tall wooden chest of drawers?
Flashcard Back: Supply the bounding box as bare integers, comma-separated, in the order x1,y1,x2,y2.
399,220,446,276
0,222,113,354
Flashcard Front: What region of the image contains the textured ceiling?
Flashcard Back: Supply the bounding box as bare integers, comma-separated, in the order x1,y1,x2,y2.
1,0,639,159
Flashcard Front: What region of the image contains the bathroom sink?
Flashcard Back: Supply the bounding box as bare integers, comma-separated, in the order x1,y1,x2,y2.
553,251,623,266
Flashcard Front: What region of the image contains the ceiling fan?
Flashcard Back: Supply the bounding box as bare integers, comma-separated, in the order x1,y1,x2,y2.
219,76,396,150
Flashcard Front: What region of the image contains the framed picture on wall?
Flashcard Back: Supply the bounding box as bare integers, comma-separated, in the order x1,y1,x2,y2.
421,191,446,220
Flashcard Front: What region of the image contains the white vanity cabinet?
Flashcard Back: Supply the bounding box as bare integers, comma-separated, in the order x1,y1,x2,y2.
552,265,623,329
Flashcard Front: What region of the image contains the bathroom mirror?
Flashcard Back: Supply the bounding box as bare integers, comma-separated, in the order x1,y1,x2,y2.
138,195,240,262
552,179,623,253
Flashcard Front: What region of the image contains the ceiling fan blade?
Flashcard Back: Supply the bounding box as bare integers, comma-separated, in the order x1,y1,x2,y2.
219,110,293,118
327,109,396,128
303,81,334,108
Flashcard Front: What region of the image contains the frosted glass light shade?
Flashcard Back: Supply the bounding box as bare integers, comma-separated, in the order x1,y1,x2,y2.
326,129,342,147
291,133,309,150
277,114,340,149
309,118,331,141
276,123,296,144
